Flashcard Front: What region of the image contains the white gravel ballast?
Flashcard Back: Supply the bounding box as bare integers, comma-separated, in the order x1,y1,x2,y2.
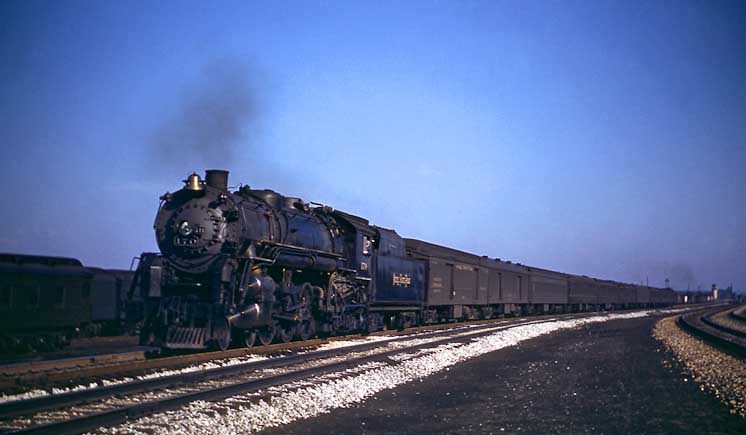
93,311,653,435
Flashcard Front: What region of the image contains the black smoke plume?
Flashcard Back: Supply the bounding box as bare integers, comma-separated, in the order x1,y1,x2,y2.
151,59,261,170
665,261,697,289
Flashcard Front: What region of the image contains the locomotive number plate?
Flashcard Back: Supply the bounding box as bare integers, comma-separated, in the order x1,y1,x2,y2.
174,236,199,246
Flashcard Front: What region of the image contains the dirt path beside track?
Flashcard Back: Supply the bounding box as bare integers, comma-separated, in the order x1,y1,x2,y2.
265,316,745,435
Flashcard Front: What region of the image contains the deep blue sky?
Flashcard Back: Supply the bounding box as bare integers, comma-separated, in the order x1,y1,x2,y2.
1,0,744,291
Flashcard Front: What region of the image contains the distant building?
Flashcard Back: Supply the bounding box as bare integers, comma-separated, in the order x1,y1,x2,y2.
717,285,735,301
675,284,741,304
676,289,715,304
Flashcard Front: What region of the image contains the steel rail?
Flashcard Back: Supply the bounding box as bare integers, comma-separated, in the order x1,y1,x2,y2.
0,351,146,378
2,304,701,392
730,305,746,322
702,306,746,339
6,316,562,435
0,307,624,389
677,306,746,359
0,316,553,419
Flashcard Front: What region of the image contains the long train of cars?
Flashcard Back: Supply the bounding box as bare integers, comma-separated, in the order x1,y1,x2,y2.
128,169,678,351
0,253,134,354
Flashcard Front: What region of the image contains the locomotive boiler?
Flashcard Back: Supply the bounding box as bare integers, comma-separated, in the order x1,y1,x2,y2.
133,170,424,350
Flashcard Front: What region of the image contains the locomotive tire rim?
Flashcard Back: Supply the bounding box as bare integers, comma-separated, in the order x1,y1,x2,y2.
212,318,232,352
277,321,296,343
243,330,257,348
257,324,276,346
296,319,316,341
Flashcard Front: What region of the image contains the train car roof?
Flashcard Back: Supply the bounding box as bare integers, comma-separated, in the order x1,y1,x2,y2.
84,267,137,279
404,238,530,273
566,273,670,291
527,266,568,279
0,253,91,277
566,273,634,288
405,238,481,262
0,253,83,267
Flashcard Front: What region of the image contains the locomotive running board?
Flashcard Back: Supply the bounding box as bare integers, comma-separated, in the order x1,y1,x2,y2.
164,326,207,349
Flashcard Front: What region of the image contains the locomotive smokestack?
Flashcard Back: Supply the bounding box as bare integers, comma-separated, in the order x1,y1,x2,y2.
205,169,229,191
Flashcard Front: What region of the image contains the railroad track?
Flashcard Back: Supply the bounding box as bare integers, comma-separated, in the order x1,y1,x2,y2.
0,351,147,380
731,305,746,322
0,324,482,390
704,304,746,338
0,315,568,435
677,304,746,358
0,306,707,435
0,308,651,391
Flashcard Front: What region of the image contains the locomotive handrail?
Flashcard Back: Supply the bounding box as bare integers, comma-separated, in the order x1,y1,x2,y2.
126,262,142,301
258,240,347,259
244,254,276,263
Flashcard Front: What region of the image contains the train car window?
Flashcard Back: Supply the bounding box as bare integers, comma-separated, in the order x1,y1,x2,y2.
517,276,523,299
498,273,503,299
27,286,40,309
82,282,91,299
54,285,65,307
0,285,11,309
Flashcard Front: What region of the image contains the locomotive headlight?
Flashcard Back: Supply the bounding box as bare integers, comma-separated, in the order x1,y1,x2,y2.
178,221,194,236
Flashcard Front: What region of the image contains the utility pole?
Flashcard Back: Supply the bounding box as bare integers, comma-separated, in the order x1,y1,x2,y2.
665,278,670,289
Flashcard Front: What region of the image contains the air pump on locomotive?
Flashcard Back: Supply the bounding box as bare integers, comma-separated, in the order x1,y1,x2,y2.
131,170,423,350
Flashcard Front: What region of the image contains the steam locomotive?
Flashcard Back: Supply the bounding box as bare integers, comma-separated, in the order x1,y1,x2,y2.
131,170,676,351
